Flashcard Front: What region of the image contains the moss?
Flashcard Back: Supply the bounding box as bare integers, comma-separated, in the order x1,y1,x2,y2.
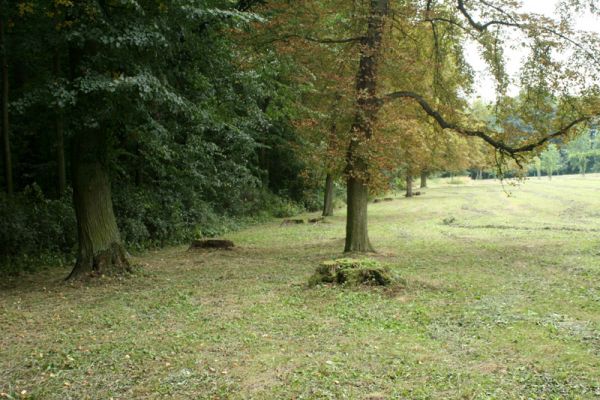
309,258,396,287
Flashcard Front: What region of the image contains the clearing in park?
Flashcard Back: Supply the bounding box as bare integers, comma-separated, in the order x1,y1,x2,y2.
2,175,599,399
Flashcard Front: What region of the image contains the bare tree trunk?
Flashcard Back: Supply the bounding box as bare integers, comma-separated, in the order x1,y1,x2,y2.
420,170,427,188
322,173,334,217
344,0,388,253
345,175,373,252
477,168,483,180
0,19,13,196
67,131,130,280
406,175,413,197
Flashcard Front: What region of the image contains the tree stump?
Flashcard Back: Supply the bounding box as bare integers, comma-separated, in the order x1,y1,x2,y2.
189,239,234,250
281,219,305,226
309,258,397,287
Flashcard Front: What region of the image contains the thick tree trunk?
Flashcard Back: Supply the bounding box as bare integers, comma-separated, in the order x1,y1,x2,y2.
344,176,374,252
420,171,427,188
344,0,388,253
322,173,334,217
477,168,483,180
66,132,130,280
406,175,413,197
0,19,13,196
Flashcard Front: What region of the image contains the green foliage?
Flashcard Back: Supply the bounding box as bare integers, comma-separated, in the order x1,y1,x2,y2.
566,132,598,175
266,195,305,218
540,144,562,178
0,0,323,273
0,185,76,273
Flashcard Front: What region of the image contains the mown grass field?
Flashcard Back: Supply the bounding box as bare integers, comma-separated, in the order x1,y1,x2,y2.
2,175,600,399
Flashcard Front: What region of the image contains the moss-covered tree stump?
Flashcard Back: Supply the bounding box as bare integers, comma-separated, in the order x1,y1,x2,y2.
309,258,396,287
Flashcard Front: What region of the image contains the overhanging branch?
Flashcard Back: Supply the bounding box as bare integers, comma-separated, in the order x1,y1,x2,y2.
456,0,520,32
382,90,592,155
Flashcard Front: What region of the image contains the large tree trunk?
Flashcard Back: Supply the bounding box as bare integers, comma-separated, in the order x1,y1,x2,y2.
420,170,427,188
344,0,388,253
0,19,13,196
67,133,130,280
322,173,334,217
406,175,413,197
344,176,374,252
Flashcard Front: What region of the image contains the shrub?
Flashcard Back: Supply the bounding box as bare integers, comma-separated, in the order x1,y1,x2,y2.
0,184,77,274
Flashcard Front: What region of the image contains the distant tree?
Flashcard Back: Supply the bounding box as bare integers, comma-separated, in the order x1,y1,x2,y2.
532,156,542,178
540,144,562,180
566,132,594,175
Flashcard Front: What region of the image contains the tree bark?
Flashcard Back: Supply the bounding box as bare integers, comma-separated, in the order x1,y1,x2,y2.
344,176,374,252
322,173,334,217
420,170,427,188
0,19,13,196
344,0,388,253
406,175,413,197
67,131,130,280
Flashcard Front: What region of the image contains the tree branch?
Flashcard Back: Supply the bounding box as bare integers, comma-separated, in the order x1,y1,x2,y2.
456,0,520,31
382,90,592,155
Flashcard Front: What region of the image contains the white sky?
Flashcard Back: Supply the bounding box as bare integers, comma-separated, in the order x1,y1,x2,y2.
466,0,600,102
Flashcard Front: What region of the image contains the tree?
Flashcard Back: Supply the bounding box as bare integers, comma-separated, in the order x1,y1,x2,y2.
566,131,594,175
532,156,542,178
540,144,562,179
260,0,599,253
55,1,268,278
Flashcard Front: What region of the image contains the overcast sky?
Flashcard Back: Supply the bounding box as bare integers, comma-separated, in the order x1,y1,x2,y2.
465,0,600,102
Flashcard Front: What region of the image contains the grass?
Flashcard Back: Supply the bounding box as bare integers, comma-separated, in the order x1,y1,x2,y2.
2,174,600,399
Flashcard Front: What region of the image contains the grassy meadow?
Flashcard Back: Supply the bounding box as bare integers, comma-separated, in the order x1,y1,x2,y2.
1,174,600,399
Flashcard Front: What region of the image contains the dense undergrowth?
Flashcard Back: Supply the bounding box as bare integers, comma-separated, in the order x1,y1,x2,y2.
0,182,344,275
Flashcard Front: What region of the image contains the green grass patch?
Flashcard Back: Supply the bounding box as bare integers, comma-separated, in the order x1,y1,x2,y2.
2,175,600,398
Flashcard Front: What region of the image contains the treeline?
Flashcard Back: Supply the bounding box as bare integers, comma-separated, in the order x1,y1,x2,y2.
528,130,600,178
0,1,322,274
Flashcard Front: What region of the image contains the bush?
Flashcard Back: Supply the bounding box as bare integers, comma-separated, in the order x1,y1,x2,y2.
269,197,304,218
0,178,312,275
0,184,77,274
